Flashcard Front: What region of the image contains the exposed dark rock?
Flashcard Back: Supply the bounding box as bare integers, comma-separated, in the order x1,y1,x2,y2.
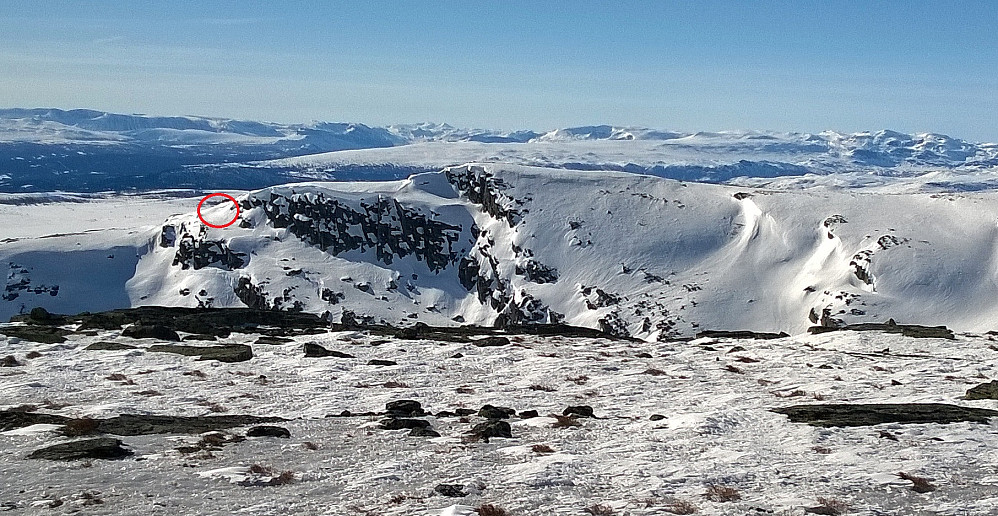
563,405,595,418
808,321,954,339
303,342,354,358
368,359,397,366
246,425,291,438
519,410,539,419
409,426,441,437
434,483,468,497
696,330,789,340
1,410,71,432
85,341,138,351
379,418,431,430
28,438,133,461
479,405,515,420
242,189,465,273
649,414,666,421
182,334,217,341
772,403,998,427
0,325,70,344
121,324,181,341
94,414,282,435
234,277,269,310
470,420,513,442
255,336,294,345
0,355,21,367
172,234,246,271
966,381,998,400
386,400,425,418
473,336,511,347
515,260,559,284
148,344,252,363
449,353,464,359
455,408,477,417
434,411,458,418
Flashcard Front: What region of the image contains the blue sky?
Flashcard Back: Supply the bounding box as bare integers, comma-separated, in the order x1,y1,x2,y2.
1,1,996,140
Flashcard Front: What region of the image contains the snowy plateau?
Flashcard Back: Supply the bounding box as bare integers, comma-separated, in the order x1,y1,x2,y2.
2,109,998,515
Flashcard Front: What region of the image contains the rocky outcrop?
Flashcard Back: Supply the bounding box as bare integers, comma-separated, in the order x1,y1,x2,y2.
28,438,133,461
772,403,998,427
242,190,465,272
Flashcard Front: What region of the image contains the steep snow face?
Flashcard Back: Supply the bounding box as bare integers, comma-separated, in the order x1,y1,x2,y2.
120,164,998,339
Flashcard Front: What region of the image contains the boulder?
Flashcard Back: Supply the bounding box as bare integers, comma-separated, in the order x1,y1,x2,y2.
563,405,595,418
470,420,513,442
379,418,431,430
122,324,180,341
386,400,425,417
148,344,252,363
28,438,132,461
368,359,398,366
519,410,539,419
772,403,998,427
966,381,998,400
255,336,294,345
0,325,70,344
478,405,515,420
85,341,137,351
434,484,468,497
473,336,511,347
246,425,291,438
303,342,354,358
409,427,441,437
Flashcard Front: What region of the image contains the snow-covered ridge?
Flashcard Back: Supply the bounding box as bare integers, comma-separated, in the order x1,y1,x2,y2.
2,108,997,193
5,163,988,338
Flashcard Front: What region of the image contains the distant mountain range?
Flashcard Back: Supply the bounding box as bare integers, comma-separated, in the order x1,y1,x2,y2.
0,108,996,192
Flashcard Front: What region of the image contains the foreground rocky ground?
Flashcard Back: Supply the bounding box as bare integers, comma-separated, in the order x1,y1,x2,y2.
2,309,998,515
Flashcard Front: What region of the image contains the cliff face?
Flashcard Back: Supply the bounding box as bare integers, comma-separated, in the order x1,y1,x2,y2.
131,164,998,340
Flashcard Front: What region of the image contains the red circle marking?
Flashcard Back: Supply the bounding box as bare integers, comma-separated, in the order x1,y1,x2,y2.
197,193,240,228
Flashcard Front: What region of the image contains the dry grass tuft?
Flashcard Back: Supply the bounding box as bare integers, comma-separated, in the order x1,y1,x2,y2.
663,497,699,514
704,485,741,502
813,497,850,515
584,504,616,515
898,472,936,493
529,384,557,392
476,504,508,516
550,414,582,429
62,417,100,437
531,444,555,454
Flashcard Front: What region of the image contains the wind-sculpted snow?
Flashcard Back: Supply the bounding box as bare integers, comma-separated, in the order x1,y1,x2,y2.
76,164,996,339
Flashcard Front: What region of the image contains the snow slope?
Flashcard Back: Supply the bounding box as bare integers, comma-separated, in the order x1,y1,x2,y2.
7,164,998,337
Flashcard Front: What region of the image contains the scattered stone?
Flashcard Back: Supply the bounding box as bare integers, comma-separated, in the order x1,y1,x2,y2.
246,425,291,438
409,426,441,437
380,418,431,430
649,414,666,421
0,325,71,344
635,352,653,358
386,400,425,417
966,381,998,400
95,414,283,436
434,411,458,418
434,483,468,497
182,334,217,341
368,359,398,366
473,336,511,347
122,324,180,341
563,405,595,418
697,330,789,340
449,353,464,359
28,438,133,461
303,342,354,358
148,344,252,363
255,336,294,345
519,410,539,419
455,409,477,417
0,355,21,367
773,403,998,427
470,420,513,442
479,405,515,419
85,341,137,351
807,321,954,339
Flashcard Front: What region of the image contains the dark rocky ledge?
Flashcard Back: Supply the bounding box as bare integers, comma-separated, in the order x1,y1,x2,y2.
772,403,998,427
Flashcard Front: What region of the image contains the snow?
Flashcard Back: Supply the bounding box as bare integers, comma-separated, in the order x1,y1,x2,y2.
2,323,998,513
